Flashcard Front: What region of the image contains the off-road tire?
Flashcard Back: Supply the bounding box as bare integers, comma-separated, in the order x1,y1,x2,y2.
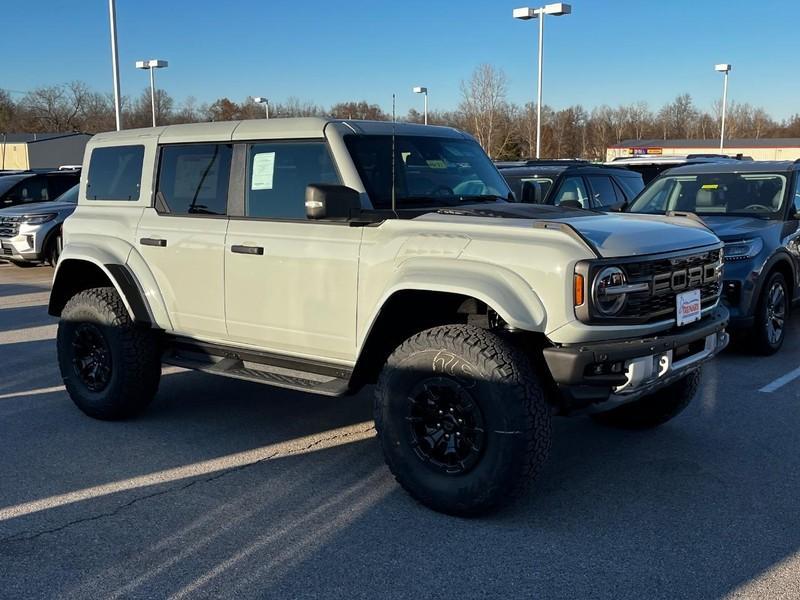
592,369,700,430
374,324,552,516
57,287,161,420
751,271,789,356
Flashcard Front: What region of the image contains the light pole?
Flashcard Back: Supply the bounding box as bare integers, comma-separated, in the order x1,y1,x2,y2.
513,2,572,159
135,59,169,127
108,0,122,130
254,97,270,119
413,86,428,125
715,63,732,152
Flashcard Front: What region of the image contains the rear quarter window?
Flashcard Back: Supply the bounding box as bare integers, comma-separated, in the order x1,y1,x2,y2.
87,145,145,201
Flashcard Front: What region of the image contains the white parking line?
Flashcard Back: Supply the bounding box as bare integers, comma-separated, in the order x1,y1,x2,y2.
759,366,800,393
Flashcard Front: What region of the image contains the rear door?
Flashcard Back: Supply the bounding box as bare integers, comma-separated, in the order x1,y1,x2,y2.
136,143,233,339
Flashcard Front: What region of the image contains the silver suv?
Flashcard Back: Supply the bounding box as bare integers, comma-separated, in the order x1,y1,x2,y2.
49,118,729,515
0,184,76,267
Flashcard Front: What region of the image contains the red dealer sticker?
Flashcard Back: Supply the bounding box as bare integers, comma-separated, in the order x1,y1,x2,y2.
676,289,702,326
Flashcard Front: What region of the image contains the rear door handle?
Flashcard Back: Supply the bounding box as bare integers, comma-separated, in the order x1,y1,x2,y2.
231,244,264,256
140,237,167,247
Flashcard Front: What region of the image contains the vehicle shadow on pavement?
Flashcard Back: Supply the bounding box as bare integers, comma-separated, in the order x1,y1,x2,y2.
1,365,799,599
0,305,55,333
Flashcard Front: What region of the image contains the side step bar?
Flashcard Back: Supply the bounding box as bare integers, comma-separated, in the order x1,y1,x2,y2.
162,337,352,397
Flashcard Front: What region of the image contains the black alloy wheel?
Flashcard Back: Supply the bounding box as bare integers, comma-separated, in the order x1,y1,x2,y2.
71,323,113,393
407,377,486,475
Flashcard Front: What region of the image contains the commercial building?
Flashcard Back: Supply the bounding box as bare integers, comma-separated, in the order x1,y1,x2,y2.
606,138,800,162
0,132,91,170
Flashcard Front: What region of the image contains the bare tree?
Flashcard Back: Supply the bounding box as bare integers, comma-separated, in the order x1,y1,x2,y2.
458,64,512,158
19,81,92,131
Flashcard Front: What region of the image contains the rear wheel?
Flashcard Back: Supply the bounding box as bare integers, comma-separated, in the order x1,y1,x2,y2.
591,370,700,430
57,287,161,420
374,324,552,516
752,271,789,355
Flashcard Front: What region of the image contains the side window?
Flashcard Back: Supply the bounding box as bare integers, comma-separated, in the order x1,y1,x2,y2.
588,175,621,209
156,144,233,215
551,176,590,208
794,177,800,215
87,145,145,201
47,174,79,199
616,175,645,199
246,141,340,219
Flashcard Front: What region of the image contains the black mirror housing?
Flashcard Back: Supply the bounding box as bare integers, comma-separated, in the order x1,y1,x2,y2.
305,184,361,221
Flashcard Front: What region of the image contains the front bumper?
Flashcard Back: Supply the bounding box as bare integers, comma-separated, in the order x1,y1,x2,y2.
0,236,41,262
543,306,729,413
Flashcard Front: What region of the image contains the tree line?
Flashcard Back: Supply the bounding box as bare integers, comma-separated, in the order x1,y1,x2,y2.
3,64,800,160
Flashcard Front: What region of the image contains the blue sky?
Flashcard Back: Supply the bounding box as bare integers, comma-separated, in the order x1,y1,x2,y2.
3,0,799,119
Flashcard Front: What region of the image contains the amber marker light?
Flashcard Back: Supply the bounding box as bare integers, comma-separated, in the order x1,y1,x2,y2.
574,273,585,306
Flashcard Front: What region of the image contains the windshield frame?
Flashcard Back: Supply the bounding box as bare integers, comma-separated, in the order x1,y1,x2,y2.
629,171,790,219
343,134,512,210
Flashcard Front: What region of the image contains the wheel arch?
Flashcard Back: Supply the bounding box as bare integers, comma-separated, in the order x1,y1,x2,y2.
758,252,796,306
350,264,548,388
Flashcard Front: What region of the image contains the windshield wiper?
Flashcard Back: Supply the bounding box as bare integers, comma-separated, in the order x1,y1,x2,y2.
455,194,506,204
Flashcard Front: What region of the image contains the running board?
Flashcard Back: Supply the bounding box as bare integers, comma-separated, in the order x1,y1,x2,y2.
162,339,352,397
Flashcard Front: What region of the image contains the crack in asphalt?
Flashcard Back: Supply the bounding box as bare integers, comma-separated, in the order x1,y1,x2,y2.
0,425,376,545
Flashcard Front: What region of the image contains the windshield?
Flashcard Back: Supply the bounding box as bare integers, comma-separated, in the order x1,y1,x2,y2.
0,176,26,196
344,135,511,209
504,176,553,203
57,184,79,204
630,172,788,217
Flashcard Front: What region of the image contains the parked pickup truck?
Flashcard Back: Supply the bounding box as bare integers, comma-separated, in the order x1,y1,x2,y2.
49,118,729,515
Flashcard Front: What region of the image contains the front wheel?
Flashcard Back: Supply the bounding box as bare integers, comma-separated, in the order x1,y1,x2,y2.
46,230,63,267
591,369,700,430
752,271,789,355
57,287,161,420
374,324,552,516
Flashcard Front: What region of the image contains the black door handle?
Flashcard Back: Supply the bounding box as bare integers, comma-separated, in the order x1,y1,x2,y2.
140,237,167,247
231,244,264,255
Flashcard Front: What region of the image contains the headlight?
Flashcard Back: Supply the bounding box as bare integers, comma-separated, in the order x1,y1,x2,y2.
21,213,57,225
592,266,628,316
724,238,763,261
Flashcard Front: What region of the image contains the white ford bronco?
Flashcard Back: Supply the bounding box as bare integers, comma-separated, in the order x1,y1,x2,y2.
50,118,729,515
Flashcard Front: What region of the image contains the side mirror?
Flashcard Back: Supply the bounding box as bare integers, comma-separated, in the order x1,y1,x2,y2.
520,181,542,204
305,184,361,221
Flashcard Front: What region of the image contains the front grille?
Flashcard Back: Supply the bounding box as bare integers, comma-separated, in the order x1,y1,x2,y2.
0,216,21,239
611,248,722,323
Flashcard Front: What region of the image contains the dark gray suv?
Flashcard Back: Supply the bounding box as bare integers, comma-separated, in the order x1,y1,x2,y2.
629,161,800,354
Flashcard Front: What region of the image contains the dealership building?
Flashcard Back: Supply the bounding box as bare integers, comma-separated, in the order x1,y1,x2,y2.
606,138,800,162
0,132,91,170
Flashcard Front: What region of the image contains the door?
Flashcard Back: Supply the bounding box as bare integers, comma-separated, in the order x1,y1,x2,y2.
136,143,233,339
224,140,361,363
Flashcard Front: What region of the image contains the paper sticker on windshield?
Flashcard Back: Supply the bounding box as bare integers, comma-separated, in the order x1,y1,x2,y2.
426,159,447,169
251,152,276,190
701,184,719,190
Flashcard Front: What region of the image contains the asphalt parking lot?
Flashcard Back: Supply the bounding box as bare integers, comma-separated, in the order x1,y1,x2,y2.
1,262,799,599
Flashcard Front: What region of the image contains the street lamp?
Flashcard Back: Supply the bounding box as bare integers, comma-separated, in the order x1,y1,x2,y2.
253,97,270,119
413,86,428,125
513,2,572,159
135,59,169,127
715,63,732,152
108,0,122,130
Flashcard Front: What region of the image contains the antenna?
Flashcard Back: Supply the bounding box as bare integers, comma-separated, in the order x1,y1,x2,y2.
391,93,397,217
